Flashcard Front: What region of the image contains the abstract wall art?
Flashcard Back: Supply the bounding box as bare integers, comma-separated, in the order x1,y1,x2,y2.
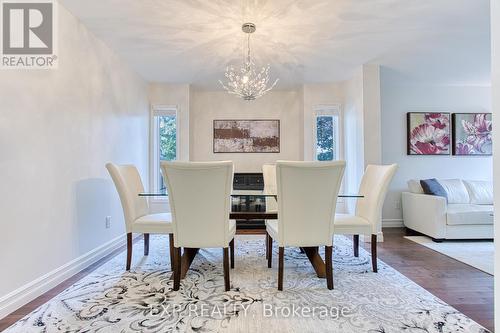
213,120,280,153
407,112,451,155
452,113,492,156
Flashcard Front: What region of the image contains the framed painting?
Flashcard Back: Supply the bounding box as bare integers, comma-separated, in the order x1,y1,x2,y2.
407,112,450,155
213,119,280,153
452,113,492,156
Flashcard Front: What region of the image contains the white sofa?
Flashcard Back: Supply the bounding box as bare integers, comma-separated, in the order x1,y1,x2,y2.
402,179,493,241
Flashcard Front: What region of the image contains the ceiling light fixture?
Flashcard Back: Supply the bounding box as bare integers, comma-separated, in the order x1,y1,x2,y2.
219,23,278,101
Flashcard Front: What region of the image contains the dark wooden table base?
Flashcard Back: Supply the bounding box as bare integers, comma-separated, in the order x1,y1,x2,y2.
180,248,199,279
173,240,328,280
301,247,326,278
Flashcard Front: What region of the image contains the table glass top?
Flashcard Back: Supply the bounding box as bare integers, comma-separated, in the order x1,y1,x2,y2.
138,189,363,198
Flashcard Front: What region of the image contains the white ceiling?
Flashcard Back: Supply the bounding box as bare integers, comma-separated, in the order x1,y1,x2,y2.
60,0,491,88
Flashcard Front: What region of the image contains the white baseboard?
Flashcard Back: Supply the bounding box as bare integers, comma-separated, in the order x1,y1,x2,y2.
382,219,404,228
0,234,128,320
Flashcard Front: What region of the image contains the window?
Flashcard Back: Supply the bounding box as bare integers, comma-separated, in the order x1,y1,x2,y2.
151,106,177,192
313,106,341,161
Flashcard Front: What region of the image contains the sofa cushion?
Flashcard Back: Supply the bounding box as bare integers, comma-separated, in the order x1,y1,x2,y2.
420,179,448,199
446,204,493,225
437,179,470,204
463,180,493,205
407,179,424,194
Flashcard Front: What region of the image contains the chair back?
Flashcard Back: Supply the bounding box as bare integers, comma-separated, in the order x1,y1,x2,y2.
161,161,233,248
262,163,277,212
276,161,345,247
106,163,149,231
355,164,398,232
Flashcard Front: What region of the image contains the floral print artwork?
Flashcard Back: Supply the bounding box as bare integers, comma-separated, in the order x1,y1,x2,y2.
453,113,492,155
407,113,451,155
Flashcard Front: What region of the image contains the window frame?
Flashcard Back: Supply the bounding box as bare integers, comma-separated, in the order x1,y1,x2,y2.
150,105,179,200
312,104,345,209
312,104,343,162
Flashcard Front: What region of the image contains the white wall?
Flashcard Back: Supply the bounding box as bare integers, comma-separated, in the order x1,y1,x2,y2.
0,5,148,313
490,0,499,329
381,68,492,223
343,68,365,212
189,89,302,172
341,65,384,229
362,65,382,166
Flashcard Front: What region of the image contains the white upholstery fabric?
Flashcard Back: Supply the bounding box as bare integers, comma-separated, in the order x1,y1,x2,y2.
161,161,235,248
106,163,172,234
262,164,277,213
106,163,149,230
269,161,345,247
265,220,279,240
402,191,494,239
407,179,424,194
334,214,371,235
229,220,236,237
436,179,470,204
446,204,494,225
356,164,398,232
463,180,493,205
334,164,398,236
403,192,448,239
133,213,173,233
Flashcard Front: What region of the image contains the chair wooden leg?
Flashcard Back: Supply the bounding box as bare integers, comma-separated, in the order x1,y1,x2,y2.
169,234,174,269
173,247,181,291
223,247,230,291
126,233,132,270
144,233,150,256
267,234,273,268
229,239,235,269
371,234,378,272
325,245,334,290
265,233,269,259
278,247,284,291
353,235,359,257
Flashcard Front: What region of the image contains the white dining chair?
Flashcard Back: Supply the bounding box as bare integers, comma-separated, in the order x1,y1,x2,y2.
161,161,235,292
334,164,398,272
262,163,277,212
266,160,345,290
106,163,173,271
262,163,277,262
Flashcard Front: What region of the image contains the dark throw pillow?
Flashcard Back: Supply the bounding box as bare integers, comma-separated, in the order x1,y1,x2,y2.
420,178,448,200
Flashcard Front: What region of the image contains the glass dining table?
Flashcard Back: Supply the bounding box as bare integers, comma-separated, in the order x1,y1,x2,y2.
138,189,363,220
138,189,363,280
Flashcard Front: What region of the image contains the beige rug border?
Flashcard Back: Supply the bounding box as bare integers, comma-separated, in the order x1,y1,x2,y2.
404,235,494,275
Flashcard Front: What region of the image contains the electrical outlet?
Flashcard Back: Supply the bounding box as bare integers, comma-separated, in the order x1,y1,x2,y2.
105,216,111,229
395,200,402,210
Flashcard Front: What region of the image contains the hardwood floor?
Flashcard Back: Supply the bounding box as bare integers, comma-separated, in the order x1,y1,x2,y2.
361,228,494,332
0,228,494,332
0,237,143,332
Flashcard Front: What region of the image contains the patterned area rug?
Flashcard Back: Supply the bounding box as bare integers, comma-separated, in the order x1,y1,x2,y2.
5,235,490,333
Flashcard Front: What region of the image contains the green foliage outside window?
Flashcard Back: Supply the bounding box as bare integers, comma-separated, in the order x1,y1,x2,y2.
316,116,334,161
159,115,176,161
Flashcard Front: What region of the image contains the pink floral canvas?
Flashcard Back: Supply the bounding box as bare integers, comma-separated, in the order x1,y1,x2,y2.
407,112,450,155
452,113,492,155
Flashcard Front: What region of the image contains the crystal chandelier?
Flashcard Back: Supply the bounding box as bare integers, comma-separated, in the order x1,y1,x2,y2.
219,23,278,101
